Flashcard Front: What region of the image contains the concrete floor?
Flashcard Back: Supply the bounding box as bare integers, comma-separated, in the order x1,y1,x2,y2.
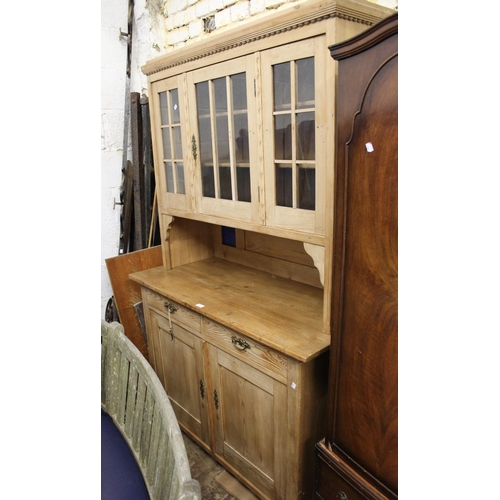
182,432,236,500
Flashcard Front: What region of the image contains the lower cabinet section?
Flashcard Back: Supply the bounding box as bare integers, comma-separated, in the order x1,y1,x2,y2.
141,286,329,500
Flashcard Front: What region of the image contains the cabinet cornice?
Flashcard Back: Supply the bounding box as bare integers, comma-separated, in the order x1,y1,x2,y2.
142,0,388,76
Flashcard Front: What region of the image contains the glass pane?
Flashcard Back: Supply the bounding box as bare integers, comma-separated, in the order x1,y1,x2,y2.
274,114,292,160
232,73,247,111
159,92,169,125
274,62,291,111
234,118,249,162
275,163,292,207
198,115,212,164
214,77,230,166
170,88,180,123
237,167,251,202
162,128,172,159
219,166,232,200
296,112,315,160
165,161,174,193
176,162,185,194
298,165,315,210
214,77,227,112
216,114,230,163
197,81,215,198
202,166,215,198
196,81,210,116
173,125,182,159
233,73,249,163
296,58,315,109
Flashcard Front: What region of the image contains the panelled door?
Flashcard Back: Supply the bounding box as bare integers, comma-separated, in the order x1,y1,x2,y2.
150,75,192,213
187,55,261,224
150,312,211,449
206,343,288,500
261,36,328,235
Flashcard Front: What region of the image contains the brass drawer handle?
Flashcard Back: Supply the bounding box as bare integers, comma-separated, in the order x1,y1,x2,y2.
164,301,177,314
231,335,251,351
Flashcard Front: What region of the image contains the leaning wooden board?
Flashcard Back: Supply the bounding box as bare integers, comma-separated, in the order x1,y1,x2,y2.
105,246,163,359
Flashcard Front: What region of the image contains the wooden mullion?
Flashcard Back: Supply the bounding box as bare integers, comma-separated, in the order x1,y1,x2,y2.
208,79,220,199
290,60,298,209
226,75,237,201
167,91,179,194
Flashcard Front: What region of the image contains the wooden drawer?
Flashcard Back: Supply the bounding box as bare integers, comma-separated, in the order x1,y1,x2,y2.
316,457,367,500
143,288,201,332
315,442,395,500
202,317,288,383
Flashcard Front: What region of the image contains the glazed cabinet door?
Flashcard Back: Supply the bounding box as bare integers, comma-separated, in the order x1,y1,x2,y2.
186,55,261,224
150,75,192,214
261,36,328,235
149,311,210,449
206,343,288,500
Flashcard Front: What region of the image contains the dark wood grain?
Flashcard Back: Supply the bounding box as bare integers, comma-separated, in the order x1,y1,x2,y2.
318,12,398,499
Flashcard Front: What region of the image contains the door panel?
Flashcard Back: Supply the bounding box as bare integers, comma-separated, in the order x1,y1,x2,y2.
209,345,287,499
152,312,210,447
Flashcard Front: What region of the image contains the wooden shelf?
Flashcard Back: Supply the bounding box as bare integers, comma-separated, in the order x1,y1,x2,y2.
130,257,329,362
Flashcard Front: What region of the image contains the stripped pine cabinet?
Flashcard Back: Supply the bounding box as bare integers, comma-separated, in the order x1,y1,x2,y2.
132,1,396,499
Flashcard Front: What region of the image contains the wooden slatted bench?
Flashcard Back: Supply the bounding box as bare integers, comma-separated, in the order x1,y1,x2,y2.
101,320,201,500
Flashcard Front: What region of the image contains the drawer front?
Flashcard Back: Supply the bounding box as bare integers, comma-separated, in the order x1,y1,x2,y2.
143,288,201,332
202,318,287,383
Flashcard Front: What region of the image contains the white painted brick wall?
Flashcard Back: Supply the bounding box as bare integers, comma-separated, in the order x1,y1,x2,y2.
101,0,130,318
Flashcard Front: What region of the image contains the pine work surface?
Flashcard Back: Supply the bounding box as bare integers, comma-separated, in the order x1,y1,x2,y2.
130,257,328,362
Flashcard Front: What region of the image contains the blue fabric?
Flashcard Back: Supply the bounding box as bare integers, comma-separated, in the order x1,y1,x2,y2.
101,410,150,500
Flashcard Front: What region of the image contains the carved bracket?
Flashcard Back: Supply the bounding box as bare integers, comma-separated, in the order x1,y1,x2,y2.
162,215,175,242
303,243,325,286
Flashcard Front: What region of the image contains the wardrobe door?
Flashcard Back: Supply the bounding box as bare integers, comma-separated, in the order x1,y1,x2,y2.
327,17,398,496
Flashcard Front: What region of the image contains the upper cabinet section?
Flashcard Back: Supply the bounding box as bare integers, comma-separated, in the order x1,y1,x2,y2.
144,0,395,242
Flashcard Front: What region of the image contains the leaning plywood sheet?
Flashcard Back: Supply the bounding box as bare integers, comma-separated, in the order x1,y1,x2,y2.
105,246,163,360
